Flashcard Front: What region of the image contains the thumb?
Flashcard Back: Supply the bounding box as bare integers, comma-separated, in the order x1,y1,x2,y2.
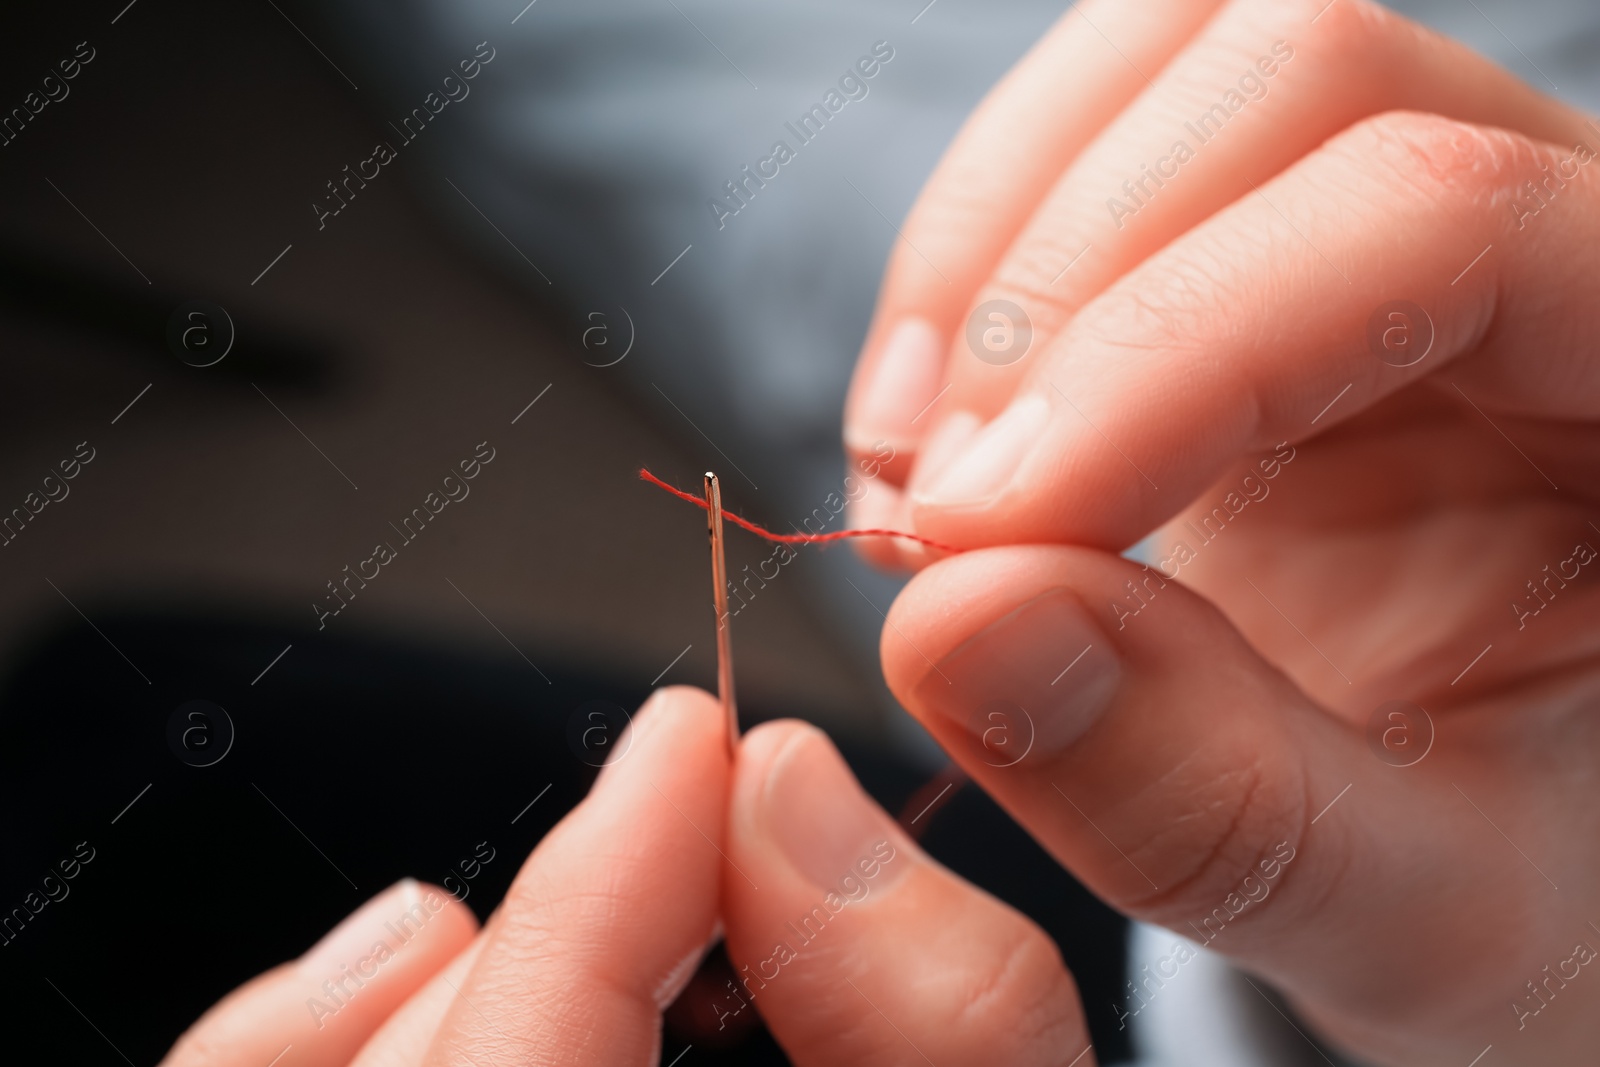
882,545,1518,1056
723,720,1090,1066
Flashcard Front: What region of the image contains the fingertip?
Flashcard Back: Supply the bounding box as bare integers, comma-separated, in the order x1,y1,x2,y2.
731,720,817,827
848,480,955,574
736,717,815,769
846,481,917,570
908,392,1052,515
297,878,472,976
906,408,985,497
723,718,1089,1067
410,880,480,942
731,720,916,914
640,683,722,726
652,685,737,777
844,316,946,475
594,685,727,792
647,684,727,742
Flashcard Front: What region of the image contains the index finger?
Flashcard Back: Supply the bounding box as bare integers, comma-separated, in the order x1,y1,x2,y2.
420,687,731,1066
907,110,1600,549
843,0,1227,473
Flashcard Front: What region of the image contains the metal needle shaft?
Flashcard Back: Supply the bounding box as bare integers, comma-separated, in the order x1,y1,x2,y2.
705,472,739,750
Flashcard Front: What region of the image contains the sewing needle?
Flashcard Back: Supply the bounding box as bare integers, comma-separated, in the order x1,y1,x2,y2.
704,472,739,750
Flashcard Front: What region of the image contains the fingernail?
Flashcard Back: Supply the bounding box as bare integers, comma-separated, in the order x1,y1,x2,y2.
907,409,982,495
761,727,909,897
919,589,1121,758
593,688,674,793
846,318,944,453
299,878,424,976
914,393,1049,508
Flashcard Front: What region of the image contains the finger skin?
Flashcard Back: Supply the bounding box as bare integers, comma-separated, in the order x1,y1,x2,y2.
928,0,1593,434
420,687,729,1067
843,0,1228,474
882,545,1598,1064
723,720,1091,1067
348,938,486,1067
910,112,1600,550
161,880,477,1067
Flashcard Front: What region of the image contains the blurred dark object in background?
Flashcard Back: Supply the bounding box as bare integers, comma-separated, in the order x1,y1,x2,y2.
0,241,333,390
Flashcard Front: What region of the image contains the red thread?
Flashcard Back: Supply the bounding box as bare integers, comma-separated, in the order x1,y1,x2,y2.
638,468,961,554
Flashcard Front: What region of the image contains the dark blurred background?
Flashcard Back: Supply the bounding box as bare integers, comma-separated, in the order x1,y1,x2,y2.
1,0,1593,1063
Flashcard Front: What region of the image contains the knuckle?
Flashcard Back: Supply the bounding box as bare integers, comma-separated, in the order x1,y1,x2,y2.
955,915,1084,1056
1213,0,1390,73
984,248,1089,339
1125,745,1308,927
1076,244,1250,360
973,283,1072,358
1285,0,1399,66
1337,111,1535,205
991,214,1087,293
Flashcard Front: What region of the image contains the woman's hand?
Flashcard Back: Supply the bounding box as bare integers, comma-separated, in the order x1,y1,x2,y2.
160,686,732,1067
842,0,1593,564
841,0,1600,1062
160,690,1101,1066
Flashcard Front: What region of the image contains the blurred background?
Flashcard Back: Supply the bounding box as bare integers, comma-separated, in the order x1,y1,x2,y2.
0,0,1593,1063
